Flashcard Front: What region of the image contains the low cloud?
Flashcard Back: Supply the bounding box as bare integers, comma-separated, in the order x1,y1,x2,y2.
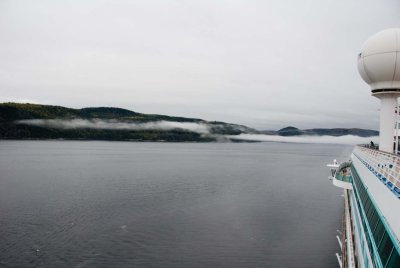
15,119,379,145
229,134,379,145
16,119,210,134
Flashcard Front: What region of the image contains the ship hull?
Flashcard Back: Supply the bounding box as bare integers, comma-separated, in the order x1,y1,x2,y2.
329,146,400,268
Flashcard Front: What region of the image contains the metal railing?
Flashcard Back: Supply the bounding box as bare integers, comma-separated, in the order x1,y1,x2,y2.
353,145,400,195
336,173,352,183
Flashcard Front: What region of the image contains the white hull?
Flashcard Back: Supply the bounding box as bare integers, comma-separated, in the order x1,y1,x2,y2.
328,146,400,267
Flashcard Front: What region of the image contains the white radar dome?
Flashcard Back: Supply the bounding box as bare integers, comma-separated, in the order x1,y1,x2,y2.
357,28,400,93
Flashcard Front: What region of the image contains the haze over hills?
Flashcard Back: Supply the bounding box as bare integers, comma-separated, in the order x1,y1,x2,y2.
0,103,257,142
0,103,378,142
262,126,379,137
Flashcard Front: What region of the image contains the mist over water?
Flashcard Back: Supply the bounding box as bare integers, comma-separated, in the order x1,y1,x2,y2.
16,119,378,145
0,141,349,267
16,119,211,134
231,134,379,145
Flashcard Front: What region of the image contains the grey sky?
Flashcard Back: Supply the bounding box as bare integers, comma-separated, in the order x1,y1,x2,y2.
0,0,399,130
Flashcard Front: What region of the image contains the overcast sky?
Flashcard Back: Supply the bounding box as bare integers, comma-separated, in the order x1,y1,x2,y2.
0,0,399,130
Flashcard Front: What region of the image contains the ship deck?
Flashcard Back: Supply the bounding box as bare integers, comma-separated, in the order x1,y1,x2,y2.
350,145,400,267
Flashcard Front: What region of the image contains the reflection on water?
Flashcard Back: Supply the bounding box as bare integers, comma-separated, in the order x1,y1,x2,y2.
0,141,350,267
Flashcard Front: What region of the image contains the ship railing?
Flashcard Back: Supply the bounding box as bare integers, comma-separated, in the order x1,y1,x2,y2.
358,144,379,150
335,173,352,183
334,161,352,183
327,160,353,189
354,145,400,198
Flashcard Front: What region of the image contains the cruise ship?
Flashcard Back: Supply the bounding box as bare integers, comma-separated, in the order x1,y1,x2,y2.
328,28,400,268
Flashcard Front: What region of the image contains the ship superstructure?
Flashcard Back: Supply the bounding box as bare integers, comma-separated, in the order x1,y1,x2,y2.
328,29,400,268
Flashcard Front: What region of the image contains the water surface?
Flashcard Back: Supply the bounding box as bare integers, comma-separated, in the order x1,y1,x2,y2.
0,141,351,267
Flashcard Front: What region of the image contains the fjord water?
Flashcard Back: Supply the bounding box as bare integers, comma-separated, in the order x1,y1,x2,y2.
0,141,350,267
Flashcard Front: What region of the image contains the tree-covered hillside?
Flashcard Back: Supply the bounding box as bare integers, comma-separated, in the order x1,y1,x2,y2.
261,126,379,137
0,103,257,141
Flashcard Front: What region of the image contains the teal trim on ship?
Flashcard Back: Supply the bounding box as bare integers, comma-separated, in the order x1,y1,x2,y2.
350,165,400,267
327,145,400,268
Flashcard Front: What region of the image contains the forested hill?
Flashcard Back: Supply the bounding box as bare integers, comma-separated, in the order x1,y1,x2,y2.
0,103,257,142
0,103,201,122
0,103,378,142
262,126,378,137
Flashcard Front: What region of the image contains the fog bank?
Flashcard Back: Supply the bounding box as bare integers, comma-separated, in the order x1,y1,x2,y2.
16,119,210,134
229,134,379,145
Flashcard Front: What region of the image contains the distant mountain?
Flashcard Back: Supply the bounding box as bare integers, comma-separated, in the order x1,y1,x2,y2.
302,128,378,137
277,126,303,136
0,103,257,142
261,126,378,137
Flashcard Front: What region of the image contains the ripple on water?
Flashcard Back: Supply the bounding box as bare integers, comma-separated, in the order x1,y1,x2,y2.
0,141,345,267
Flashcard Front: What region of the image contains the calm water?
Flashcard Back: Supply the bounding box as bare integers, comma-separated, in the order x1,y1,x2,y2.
0,141,351,268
